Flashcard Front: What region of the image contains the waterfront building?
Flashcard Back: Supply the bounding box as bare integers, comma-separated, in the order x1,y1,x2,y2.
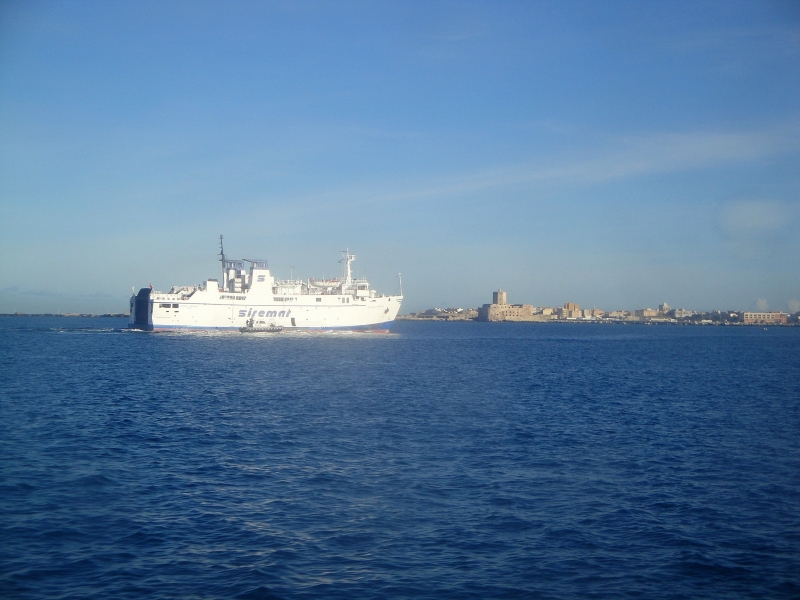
635,308,659,318
742,311,788,324
561,302,581,319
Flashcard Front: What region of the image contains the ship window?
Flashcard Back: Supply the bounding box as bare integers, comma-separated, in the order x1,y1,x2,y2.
160,303,171,308
316,298,322,302
172,304,179,308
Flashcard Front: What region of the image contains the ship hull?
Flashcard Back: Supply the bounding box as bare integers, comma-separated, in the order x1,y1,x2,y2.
142,321,397,332
129,291,402,331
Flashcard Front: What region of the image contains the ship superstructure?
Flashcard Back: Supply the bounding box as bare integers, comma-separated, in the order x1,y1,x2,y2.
129,238,402,331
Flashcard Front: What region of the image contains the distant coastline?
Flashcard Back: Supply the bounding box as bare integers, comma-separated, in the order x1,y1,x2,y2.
399,290,800,326
397,313,799,326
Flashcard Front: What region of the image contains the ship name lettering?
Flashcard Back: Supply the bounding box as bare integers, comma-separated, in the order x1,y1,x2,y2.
239,308,292,318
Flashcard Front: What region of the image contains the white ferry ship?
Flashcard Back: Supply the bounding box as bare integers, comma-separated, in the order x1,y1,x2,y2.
128,238,403,331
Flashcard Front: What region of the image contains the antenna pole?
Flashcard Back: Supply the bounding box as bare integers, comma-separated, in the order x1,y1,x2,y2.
398,273,402,296
219,235,225,289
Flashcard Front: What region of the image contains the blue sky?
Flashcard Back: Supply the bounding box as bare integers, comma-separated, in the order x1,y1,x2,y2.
1,1,798,314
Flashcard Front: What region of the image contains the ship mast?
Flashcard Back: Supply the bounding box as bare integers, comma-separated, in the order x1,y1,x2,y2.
219,235,225,289
340,249,355,284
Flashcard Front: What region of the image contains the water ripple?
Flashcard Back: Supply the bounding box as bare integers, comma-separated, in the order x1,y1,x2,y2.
0,317,798,598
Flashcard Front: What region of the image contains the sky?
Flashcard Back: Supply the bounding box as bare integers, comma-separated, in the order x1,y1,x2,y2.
1,1,799,314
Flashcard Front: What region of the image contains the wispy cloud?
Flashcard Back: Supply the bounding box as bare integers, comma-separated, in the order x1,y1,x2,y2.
667,24,800,54
0,286,114,299
91,121,800,231
718,199,798,258
287,122,800,209
720,200,794,237
2,286,62,297
659,22,800,76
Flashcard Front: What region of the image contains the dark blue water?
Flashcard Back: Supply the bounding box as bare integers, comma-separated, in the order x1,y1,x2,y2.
1,317,799,599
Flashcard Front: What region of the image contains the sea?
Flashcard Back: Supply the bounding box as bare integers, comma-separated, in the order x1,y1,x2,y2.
1,317,798,599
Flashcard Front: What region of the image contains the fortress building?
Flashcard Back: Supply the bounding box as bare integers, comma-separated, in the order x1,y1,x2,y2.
478,289,537,322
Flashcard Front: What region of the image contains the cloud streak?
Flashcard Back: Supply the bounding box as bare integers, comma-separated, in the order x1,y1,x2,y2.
270,122,800,215
720,200,795,237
